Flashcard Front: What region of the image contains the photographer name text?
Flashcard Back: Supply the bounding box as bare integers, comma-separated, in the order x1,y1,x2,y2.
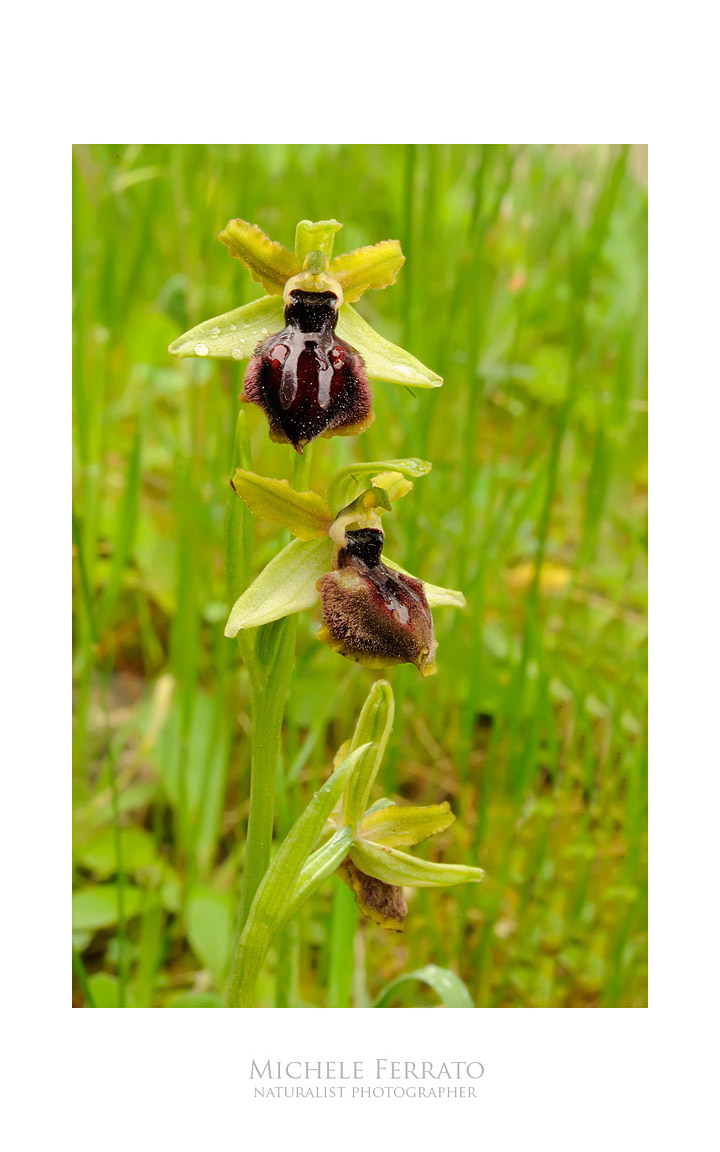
250,1059,484,1099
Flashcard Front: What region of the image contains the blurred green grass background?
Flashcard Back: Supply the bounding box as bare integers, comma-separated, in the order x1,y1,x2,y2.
72,144,647,1008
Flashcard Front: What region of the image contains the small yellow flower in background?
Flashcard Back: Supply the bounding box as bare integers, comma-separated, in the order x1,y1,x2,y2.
169,218,442,451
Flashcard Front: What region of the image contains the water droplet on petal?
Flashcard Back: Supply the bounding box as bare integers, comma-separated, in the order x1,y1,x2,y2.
232,348,244,360
194,343,209,356
261,327,268,334
209,326,220,337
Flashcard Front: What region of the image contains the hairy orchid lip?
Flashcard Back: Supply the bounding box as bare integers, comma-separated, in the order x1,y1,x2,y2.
337,857,407,931
317,524,438,674
241,291,373,452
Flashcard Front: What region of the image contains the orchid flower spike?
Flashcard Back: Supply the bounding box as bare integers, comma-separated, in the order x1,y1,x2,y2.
169,218,442,452
224,459,466,677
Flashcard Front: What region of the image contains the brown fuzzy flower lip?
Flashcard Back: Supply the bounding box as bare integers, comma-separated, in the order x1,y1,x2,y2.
317,524,438,675
338,857,407,931
241,289,374,453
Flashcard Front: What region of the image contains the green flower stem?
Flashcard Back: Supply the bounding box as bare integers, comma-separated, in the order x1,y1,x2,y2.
327,877,359,1007
291,444,314,491
237,626,298,928
227,444,313,1003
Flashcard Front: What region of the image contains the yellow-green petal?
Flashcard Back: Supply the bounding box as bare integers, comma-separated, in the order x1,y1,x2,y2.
359,803,455,848
224,537,332,635
219,219,300,295
330,240,405,302
168,296,284,360
369,471,413,502
231,470,333,541
349,840,485,889
295,219,343,265
336,304,443,388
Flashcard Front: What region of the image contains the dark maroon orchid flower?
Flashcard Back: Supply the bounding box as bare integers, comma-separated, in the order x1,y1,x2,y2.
169,219,443,450
242,287,373,453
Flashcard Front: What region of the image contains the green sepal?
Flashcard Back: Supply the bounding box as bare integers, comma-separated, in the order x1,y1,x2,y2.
382,555,467,609
349,840,485,888
342,680,395,829
295,219,343,265
359,802,455,848
420,581,467,610
336,304,443,388
228,743,371,1006
325,458,431,513
330,240,405,302
224,537,332,635
231,470,333,541
219,219,300,295
168,295,284,360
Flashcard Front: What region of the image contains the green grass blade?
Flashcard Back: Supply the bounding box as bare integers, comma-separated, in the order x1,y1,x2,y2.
72,948,96,1007
374,964,474,1008
99,420,142,630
